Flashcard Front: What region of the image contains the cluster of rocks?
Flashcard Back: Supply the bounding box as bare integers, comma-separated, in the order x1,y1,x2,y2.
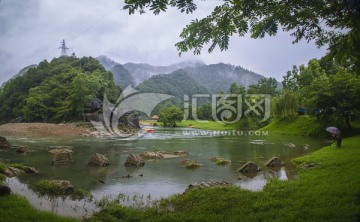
2,166,38,177
286,143,310,150
238,157,285,177
0,136,33,154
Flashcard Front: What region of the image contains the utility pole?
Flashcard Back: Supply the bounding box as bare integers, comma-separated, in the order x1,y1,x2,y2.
59,39,69,57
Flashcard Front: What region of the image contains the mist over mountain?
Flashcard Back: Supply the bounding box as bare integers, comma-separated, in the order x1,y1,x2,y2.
96,56,271,92
183,63,265,93
123,59,205,85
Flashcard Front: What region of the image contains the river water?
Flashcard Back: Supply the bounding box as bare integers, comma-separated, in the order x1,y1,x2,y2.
1,127,326,218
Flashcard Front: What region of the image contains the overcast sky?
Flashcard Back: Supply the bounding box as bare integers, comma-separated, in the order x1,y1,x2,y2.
0,0,327,84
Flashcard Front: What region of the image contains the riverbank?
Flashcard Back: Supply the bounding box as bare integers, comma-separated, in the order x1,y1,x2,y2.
0,123,90,137
0,194,79,222
89,135,360,221
259,115,325,136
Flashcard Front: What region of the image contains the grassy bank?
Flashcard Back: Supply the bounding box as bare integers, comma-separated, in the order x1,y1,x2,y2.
177,120,239,130
260,115,325,136
0,194,79,222
89,136,360,221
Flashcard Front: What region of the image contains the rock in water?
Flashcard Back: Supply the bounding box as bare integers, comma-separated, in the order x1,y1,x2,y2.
124,154,145,167
52,152,73,165
265,157,283,167
185,181,231,192
16,146,32,154
50,180,75,194
3,167,25,177
24,166,39,174
88,153,110,167
0,185,11,196
239,161,259,174
287,143,296,148
0,136,11,149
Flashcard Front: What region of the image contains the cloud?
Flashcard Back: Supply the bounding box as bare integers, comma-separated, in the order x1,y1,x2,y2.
0,0,326,84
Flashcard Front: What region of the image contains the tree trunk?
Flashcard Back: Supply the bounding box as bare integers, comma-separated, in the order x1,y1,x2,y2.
345,113,352,130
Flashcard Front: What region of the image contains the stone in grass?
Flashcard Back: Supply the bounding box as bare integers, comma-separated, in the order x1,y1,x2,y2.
239,161,260,174
88,153,110,167
124,154,145,167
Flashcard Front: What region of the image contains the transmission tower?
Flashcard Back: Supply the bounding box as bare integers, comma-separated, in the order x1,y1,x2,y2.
59,39,69,57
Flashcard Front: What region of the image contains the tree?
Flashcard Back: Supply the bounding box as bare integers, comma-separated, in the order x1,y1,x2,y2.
158,106,183,127
197,102,212,120
247,77,279,96
124,0,360,72
302,68,360,129
229,82,246,95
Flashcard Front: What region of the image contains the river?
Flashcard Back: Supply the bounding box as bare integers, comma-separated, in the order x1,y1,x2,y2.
1,127,326,218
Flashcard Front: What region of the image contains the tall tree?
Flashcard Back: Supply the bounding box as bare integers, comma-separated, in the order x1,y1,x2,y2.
124,0,360,72
247,77,279,96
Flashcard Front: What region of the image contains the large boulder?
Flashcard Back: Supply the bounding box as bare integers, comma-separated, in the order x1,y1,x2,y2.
88,153,110,167
52,151,73,166
124,154,145,167
0,185,11,196
265,157,284,168
3,167,25,177
239,161,259,174
0,136,11,149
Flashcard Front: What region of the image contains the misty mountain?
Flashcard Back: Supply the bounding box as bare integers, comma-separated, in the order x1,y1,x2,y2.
183,63,265,93
136,69,210,96
136,69,210,114
1,64,37,88
110,64,133,89
96,55,119,71
123,59,205,85
96,56,279,93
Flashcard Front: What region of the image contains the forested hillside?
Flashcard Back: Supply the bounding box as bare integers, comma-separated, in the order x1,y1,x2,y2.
0,56,120,123
136,69,210,113
183,63,265,93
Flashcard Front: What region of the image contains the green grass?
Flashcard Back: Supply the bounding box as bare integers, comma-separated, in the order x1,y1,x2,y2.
31,179,92,200
89,136,360,222
260,115,326,136
0,163,27,172
0,194,79,222
177,120,239,130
